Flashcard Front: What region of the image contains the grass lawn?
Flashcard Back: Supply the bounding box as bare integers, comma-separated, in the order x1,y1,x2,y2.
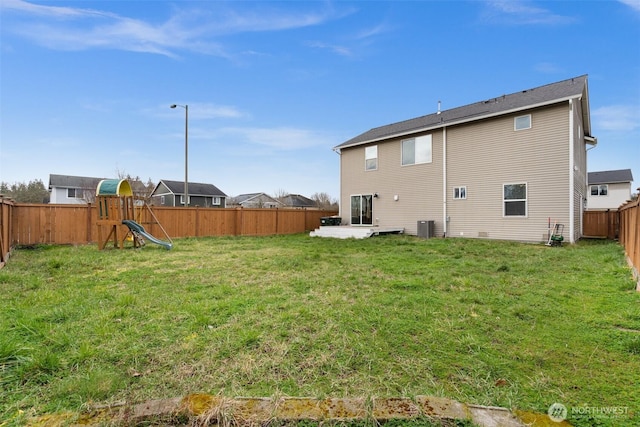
1,234,639,426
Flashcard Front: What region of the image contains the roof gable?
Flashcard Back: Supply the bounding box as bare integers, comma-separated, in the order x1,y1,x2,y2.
233,193,281,206
234,193,263,203
588,169,634,185
282,194,316,208
48,174,105,190
157,179,228,197
336,75,589,149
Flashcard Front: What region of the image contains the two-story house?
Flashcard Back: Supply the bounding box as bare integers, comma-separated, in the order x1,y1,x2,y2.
48,174,105,204
150,179,228,208
333,75,596,243
587,169,634,210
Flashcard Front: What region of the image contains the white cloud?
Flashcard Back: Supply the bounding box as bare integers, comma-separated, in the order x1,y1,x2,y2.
154,103,247,120
2,0,116,19
307,41,353,57
1,0,347,57
191,104,247,120
592,105,640,131
618,0,640,13
307,21,390,58
355,23,390,40
220,126,332,150
534,62,564,74
481,1,576,25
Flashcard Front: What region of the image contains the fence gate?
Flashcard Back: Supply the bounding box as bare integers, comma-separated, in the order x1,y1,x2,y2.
583,210,619,239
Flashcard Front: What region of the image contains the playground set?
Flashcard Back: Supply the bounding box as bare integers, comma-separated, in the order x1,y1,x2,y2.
95,179,172,250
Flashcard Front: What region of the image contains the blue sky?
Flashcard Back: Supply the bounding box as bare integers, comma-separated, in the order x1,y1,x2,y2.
1,0,639,199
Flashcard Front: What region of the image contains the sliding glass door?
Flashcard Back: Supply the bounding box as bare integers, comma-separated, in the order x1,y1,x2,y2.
350,194,373,226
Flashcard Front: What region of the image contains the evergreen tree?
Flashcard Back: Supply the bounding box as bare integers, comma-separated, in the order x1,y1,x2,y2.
0,179,49,203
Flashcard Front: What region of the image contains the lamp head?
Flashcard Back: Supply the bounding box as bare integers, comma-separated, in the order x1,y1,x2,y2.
170,104,177,108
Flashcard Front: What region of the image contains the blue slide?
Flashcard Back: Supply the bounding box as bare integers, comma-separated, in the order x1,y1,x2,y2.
122,220,173,250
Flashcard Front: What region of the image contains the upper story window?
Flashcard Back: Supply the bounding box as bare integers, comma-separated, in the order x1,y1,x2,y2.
453,186,467,200
402,134,432,166
504,183,527,217
67,188,81,198
590,185,608,196
365,145,378,171
514,114,531,131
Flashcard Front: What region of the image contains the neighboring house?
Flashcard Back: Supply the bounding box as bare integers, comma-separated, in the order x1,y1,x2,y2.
48,174,105,204
49,174,154,205
150,179,228,208
232,193,282,208
587,169,634,210
333,75,597,243
280,194,318,209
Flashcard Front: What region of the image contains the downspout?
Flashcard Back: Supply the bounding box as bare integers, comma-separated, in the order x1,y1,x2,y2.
568,99,575,243
333,147,342,219
442,126,447,237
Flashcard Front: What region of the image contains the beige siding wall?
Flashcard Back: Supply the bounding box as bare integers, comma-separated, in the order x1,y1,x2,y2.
339,101,586,242
339,131,444,236
572,99,588,242
446,104,571,242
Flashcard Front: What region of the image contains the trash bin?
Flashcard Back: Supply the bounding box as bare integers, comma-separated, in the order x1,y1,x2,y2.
321,216,341,226
417,220,435,238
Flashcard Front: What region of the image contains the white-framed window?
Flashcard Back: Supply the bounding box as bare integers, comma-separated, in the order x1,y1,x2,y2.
514,114,531,131
402,134,432,166
590,185,608,196
503,183,527,217
180,195,190,205
160,195,165,205
453,186,467,200
67,188,81,198
212,197,221,205
365,145,378,171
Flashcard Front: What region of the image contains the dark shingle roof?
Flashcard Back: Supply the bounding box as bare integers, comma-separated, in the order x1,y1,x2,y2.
48,174,105,190
159,179,228,197
335,75,589,149
281,194,316,208
588,169,634,185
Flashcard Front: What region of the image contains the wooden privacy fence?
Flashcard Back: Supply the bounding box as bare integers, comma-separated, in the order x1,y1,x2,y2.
619,198,640,284
583,210,620,239
0,197,13,267
8,203,337,246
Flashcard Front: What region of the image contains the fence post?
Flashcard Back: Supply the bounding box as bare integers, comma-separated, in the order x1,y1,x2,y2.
235,207,242,236
195,206,200,237
86,203,93,244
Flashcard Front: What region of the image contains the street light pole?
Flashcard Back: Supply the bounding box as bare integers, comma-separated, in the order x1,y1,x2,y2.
170,104,188,207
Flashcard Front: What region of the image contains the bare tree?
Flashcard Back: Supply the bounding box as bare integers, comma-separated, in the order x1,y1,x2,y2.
78,177,99,204
272,188,289,204
114,169,155,203
311,192,338,210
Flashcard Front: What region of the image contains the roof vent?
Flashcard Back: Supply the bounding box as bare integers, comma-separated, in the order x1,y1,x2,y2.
437,100,441,115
